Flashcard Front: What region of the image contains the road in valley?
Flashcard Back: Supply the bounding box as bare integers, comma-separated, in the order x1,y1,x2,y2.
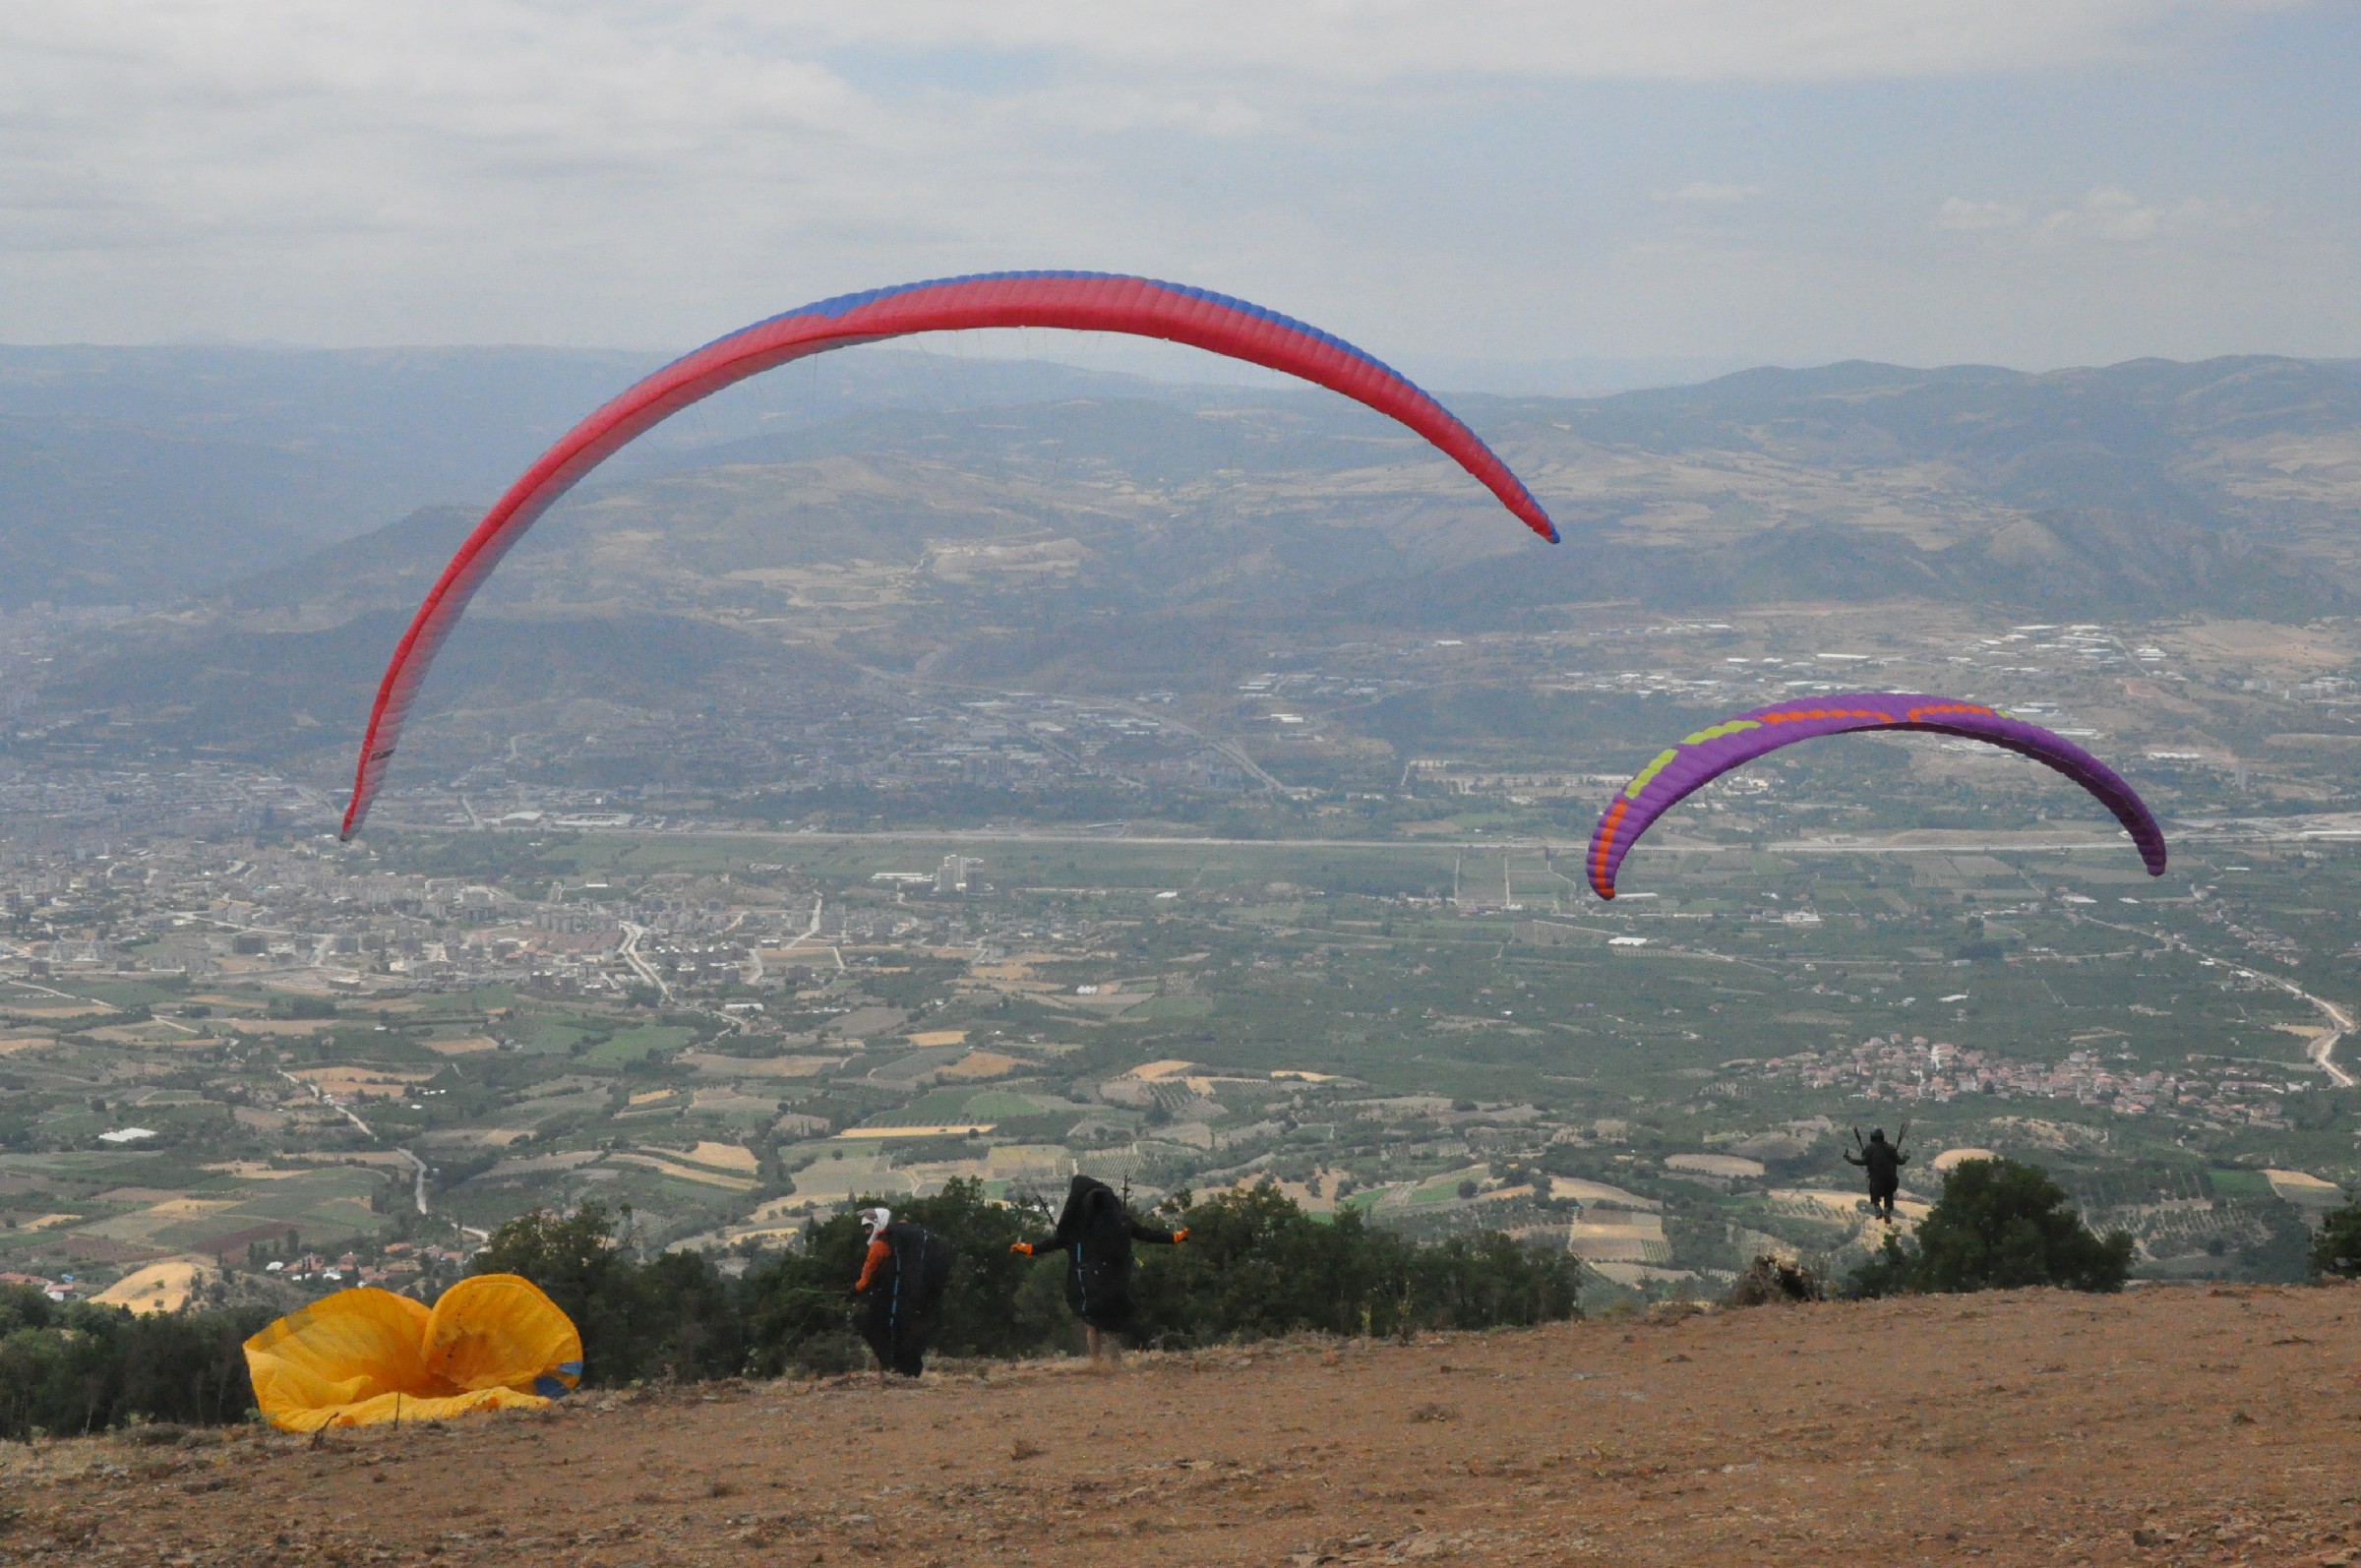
2072,912,2354,1089
617,921,673,1002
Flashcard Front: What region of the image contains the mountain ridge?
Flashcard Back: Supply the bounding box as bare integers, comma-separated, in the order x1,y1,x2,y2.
13,350,2358,773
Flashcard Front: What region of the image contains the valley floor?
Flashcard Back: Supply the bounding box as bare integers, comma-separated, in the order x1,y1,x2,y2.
6,1284,2361,1568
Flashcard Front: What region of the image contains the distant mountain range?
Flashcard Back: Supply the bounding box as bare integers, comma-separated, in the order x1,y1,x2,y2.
0,343,1180,610
11,347,2359,772
8,343,2356,616
1366,355,2361,627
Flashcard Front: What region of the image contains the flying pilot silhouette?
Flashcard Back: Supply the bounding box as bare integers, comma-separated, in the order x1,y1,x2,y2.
1844,1128,1908,1224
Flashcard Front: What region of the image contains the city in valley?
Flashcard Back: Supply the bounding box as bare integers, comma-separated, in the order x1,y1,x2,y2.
6,582,2356,1317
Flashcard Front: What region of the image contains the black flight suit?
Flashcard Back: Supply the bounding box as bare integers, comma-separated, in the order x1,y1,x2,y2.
1020,1175,1180,1335
1845,1134,1907,1222
855,1221,956,1377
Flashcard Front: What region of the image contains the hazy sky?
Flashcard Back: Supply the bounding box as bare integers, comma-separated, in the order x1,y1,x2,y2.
4,1,2354,377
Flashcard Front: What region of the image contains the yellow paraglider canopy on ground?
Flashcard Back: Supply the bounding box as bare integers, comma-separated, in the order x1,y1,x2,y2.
244,1274,583,1432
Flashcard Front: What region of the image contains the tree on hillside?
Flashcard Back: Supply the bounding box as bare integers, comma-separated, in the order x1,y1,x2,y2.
2311,1197,2361,1279
1134,1181,1401,1341
1914,1159,2133,1293
474,1204,636,1352
478,1182,1587,1384
1846,1157,2132,1297
473,1203,740,1385
1131,1180,1584,1342
0,1284,267,1439
1406,1231,1585,1330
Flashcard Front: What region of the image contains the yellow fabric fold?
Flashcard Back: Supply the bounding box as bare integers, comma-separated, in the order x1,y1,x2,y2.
245,1274,583,1431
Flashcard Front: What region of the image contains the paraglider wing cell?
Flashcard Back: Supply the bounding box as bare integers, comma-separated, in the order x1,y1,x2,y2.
1586,694,2166,899
244,1274,583,1431
339,271,1558,837
423,1273,584,1397
241,1288,438,1427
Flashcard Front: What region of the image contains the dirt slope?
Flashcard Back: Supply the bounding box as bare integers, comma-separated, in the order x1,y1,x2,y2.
5,1284,2360,1568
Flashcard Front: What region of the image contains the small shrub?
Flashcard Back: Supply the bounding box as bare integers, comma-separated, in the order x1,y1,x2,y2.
1845,1234,1917,1299
2311,1198,2361,1279
472,1203,739,1385
1725,1254,1824,1306
1844,1158,2133,1297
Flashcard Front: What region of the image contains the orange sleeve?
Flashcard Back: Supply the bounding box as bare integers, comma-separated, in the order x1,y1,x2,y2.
853,1236,892,1294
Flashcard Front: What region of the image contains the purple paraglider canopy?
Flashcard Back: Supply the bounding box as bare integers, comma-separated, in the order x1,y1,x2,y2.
1586,693,2167,899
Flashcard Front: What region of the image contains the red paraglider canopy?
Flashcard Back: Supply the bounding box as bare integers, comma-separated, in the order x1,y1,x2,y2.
339,271,1557,838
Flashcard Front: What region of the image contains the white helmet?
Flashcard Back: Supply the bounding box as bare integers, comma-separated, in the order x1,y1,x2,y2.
858,1207,892,1237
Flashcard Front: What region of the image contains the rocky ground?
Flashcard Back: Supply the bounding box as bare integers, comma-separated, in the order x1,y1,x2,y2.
4,1284,2360,1568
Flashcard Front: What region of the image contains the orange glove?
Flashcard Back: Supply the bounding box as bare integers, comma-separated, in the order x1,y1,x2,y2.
1009,1241,1035,1256
1173,1229,1189,1243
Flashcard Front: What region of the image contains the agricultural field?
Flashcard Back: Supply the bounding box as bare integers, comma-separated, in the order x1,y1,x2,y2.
5,806,2357,1309
6,598,2359,1305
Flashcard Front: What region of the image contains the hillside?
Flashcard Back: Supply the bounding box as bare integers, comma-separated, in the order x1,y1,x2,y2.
15,350,2361,618
0,343,1182,610
5,1284,2358,1567
0,346,657,609
16,351,2361,785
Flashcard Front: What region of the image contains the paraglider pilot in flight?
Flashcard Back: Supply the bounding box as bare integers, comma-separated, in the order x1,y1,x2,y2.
851,1207,955,1382
1011,1175,1186,1370
1845,1128,1908,1224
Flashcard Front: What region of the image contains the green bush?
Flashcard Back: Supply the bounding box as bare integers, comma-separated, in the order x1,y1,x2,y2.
2311,1199,2361,1279
1133,1181,1582,1343
1843,1233,1917,1299
471,1203,741,1385
1135,1182,1401,1341
0,1286,268,1440
1845,1157,2133,1297
736,1233,862,1378
1407,1231,1585,1330
482,1182,1584,1384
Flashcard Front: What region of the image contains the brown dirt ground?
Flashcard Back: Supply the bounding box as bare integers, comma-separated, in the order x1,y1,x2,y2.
6,1284,2361,1568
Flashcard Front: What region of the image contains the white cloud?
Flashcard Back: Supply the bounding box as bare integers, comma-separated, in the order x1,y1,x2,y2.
0,0,2343,359
743,0,2308,83
1660,181,1763,205
993,84,1274,140
1932,190,2265,245
1932,198,2027,232
0,2,1117,342
2035,187,2263,243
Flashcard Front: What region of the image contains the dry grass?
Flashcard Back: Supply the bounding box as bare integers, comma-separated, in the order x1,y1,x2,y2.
5,1284,2360,1567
